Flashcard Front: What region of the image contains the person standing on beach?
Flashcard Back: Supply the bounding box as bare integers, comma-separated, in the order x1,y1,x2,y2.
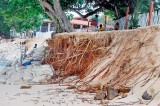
91,15,99,31
34,44,37,48
33,30,36,38
29,30,33,38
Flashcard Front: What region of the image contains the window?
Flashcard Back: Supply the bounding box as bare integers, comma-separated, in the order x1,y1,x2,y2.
41,22,48,32
50,22,54,31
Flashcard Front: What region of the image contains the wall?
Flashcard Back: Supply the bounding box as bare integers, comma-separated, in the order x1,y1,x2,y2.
116,11,160,30
36,32,52,39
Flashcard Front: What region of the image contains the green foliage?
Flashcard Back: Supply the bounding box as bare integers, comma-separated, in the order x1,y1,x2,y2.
103,10,115,19
140,0,159,13
0,0,86,32
138,0,150,14
0,16,10,36
66,13,74,20
86,8,93,13
61,0,85,10
0,0,44,32
3,0,157,32
129,15,139,29
154,1,160,11
129,0,160,29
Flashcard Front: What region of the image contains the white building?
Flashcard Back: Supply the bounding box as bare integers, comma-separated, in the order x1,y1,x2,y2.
35,20,55,39
12,20,55,39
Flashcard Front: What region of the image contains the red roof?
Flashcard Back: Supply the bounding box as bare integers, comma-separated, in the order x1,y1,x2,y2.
70,20,114,29
70,19,88,26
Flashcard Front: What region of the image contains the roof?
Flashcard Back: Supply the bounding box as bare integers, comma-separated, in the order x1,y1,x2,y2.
70,20,113,28
73,16,82,19
70,19,88,26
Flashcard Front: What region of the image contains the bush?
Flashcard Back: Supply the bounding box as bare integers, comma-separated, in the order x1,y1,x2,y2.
129,15,140,29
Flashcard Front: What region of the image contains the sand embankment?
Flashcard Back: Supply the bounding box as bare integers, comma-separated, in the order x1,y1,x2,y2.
46,25,160,105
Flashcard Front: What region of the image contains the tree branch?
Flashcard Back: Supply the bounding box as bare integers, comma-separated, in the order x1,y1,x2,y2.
39,0,54,13
68,0,89,11
70,7,104,18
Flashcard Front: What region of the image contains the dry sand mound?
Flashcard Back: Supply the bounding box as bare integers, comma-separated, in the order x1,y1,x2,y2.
46,25,160,105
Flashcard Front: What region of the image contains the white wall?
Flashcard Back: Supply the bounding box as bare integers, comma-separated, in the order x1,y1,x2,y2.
36,32,52,39
116,11,160,30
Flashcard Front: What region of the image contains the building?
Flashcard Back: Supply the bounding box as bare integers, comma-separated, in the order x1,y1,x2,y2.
70,16,89,32
14,16,114,39
11,20,55,39
70,16,114,32
35,19,54,39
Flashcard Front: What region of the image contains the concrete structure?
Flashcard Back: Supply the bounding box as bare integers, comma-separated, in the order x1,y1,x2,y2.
70,16,89,32
35,20,54,39
12,20,55,39
70,16,114,32
116,10,160,30
13,17,114,39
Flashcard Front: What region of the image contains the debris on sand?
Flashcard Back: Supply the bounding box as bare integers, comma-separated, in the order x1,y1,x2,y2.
20,85,31,89
142,91,152,100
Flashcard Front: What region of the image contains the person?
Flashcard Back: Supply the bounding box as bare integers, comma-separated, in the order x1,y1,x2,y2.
33,30,36,37
98,24,104,32
114,22,119,30
31,31,33,38
91,15,99,31
29,30,33,38
34,44,37,48
21,61,31,66
26,44,37,58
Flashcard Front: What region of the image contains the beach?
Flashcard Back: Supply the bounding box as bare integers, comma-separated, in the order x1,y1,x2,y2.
0,38,100,106
0,35,159,106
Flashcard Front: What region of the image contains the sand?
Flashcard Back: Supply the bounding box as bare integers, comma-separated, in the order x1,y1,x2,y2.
0,84,100,106
1,31,160,106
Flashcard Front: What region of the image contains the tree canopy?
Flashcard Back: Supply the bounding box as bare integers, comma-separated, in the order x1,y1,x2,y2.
64,0,134,19
0,0,160,33
0,0,44,32
0,16,10,36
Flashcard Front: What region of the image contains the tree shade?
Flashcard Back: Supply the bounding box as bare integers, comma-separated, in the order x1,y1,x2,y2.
0,0,159,33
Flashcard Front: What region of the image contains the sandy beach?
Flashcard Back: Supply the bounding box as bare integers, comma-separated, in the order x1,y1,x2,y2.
0,36,159,106
0,84,101,106
0,38,100,106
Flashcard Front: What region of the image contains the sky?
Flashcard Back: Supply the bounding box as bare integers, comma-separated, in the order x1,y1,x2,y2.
68,12,80,17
